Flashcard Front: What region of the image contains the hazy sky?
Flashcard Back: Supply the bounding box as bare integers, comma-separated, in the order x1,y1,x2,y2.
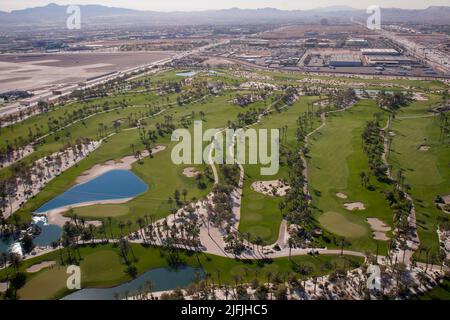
2,0,449,12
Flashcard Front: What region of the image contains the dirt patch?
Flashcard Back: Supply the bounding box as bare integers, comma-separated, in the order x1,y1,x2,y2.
183,167,200,178
251,180,290,197
367,218,391,241
336,192,348,199
389,131,396,137
344,202,366,211
26,261,56,273
419,145,430,151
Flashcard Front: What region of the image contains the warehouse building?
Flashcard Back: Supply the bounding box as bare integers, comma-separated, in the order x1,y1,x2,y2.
346,39,368,47
329,54,362,67
364,55,417,66
361,48,399,56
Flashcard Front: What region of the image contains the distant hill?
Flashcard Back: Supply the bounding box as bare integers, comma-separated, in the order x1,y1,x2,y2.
0,3,449,27
311,5,357,12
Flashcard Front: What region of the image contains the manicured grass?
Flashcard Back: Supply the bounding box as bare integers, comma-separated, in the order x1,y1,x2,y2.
318,212,367,238
390,112,450,260
17,265,68,300
308,100,393,254
3,244,364,300
65,204,130,218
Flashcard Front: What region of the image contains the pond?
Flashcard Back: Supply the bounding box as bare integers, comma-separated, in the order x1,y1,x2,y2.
0,220,62,255
35,170,148,213
33,221,62,247
62,266,203,300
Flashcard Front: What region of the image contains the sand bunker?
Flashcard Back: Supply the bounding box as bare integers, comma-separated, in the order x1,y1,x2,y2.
183,167,200,178
26,261,56,273
336,192,348,199
367,218,391,241
76,145,166,184
251,180,290,197
344,202,366,211
419,145,430,152
437,197,450,214
413,92,428,101
47,205,107,227
0,282,7,293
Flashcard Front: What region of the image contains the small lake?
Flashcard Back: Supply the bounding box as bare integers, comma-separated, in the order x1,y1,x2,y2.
33,221,62,247
35,170,148,213
176,71,197,77
62,266,203,300
0,221,62,255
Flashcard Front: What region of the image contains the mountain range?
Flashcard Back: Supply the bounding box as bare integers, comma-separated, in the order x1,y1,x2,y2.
0,3,449,27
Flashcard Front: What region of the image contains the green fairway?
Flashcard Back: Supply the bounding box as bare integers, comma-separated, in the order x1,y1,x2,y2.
238,96,322,244
390,112,450,259
318,211,368,238
17,266,68,300
308,100,393,254
65,204,130,218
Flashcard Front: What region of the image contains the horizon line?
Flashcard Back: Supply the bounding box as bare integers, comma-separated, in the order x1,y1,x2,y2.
1,3,448,13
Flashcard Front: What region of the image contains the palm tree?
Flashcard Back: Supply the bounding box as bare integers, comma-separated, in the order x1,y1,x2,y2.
182,189,188,203
107,217,113,239
136,218,146,243
145,280,154,300
118,221,125,238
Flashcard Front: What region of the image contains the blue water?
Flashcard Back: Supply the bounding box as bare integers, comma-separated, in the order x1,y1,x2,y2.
33,222,62,247
0,236,14,254
35,170,148,213
176,71,197,77
62,266,204,300
0,223,62,254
